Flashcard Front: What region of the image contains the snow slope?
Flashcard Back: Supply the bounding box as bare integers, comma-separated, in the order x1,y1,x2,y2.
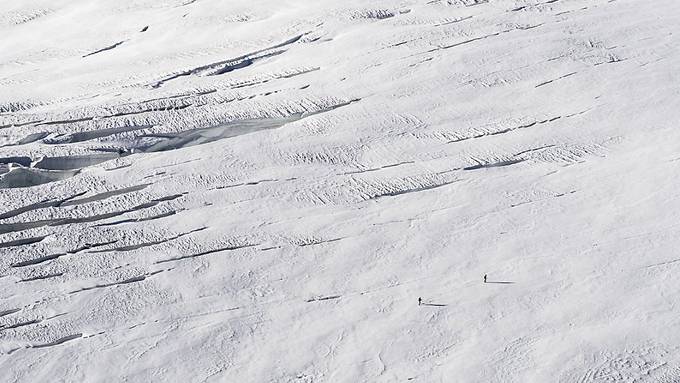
2,0,680,381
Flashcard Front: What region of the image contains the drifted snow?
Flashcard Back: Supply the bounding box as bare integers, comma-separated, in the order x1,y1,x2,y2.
1,0,680,381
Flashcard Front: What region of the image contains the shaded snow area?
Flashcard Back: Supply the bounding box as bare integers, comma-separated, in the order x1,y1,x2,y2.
2,0,680,381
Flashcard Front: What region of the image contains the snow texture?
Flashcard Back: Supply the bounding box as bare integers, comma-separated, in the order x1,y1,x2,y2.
1,0,680,381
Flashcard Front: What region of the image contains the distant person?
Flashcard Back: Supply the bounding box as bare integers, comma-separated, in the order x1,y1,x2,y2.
483,274,487,283
418,297,422,306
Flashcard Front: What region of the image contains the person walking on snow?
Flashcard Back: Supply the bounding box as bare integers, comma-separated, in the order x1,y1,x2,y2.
483,274,487,283
418,297,422,306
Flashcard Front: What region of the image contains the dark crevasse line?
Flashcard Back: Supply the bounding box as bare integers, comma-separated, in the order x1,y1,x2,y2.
0,194,185,235
139,89,216,104
298,238,344,247
0,308,21,317
0,119,44,129
105,163,132,171
429,29,512,52
211,179,278,190
11,240,117,268
370,181,459,200
514,144,556,157
447,116,562,144
210,50,285,76
342,161,415,175
151,34,306,87
0,212,117,234
69,270,165,294
427,23,542,54
0,319,42,332
177,0,198,6
82,41,126,58
18,272,64,282
155,244,257,264
212,58,254,76
35,103,188,128
94,210,178,227
535,71,577,88
61,184,150,207
306,295,341,303
138,99,359,153
11,253,66,268
42,125,152,143
66,240,118,254
231,67,319,89
36,116,93,126
31,333,83,348
0,235,46,249
463,159,525,170
71,276,146,293
89,227,206,253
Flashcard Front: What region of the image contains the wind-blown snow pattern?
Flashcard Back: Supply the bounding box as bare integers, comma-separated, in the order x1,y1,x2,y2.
1,0,680,381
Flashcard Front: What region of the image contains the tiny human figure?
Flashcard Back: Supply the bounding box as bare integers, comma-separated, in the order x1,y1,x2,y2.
418,297,422,306
483,274,487,283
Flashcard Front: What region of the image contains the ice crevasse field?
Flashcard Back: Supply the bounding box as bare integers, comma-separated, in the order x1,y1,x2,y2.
1,0,680,381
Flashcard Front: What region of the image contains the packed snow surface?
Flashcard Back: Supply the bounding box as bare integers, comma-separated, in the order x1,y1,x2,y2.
1,0,680,381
